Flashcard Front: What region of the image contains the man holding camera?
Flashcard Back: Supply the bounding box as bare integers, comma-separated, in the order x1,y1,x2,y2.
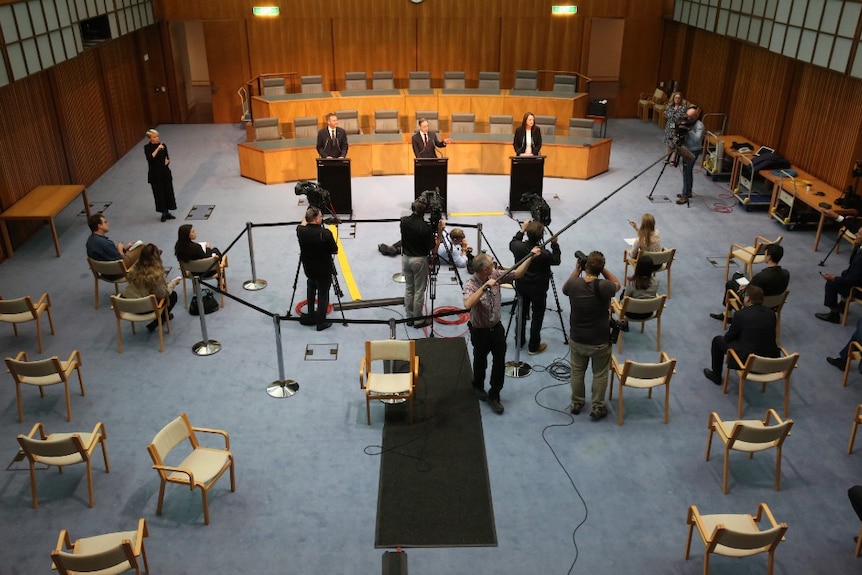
562,251,621,420
296,206,339,331
464,248,541,414
509,219,561,355
401,197,444,328
676,106,704,206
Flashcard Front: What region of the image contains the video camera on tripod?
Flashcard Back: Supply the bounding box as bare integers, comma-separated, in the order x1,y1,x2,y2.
519,192,551,226
673,117,696,163
294,180,331,209
417,188,444,228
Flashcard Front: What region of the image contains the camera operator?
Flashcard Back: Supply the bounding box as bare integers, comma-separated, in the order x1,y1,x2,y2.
676,106,704,206
509,219,561,355
562,250,621,420
401,197,444,328
464,248,541,415
296,206,339,331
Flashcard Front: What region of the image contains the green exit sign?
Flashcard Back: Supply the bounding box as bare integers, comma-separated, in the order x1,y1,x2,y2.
552,6,578,15
253,7,280,16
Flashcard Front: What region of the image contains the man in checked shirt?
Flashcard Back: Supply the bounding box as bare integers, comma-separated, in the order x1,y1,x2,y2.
464,248,541,415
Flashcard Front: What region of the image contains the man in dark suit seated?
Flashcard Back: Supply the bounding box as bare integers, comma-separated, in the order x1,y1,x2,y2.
703,285,780,385
710,244,789,322
316,112,348,159
411,118,451,158
827,318,862,371
816,231,862,323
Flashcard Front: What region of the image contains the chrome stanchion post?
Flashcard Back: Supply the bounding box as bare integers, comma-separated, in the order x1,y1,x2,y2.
266,314,299,398
191,276,221,356
505,292,532,377
243,221,268,291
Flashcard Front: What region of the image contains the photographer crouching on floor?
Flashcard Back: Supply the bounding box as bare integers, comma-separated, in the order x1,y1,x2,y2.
562,250,621,420
675,106,704,206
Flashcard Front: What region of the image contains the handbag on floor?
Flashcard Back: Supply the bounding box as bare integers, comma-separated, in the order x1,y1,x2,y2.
189,288,219,315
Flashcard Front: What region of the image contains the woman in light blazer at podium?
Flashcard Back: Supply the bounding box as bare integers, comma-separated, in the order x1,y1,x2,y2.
513,112,542,156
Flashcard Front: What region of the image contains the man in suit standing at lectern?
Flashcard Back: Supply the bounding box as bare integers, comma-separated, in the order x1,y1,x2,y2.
412,118,451,158
316,112,348,159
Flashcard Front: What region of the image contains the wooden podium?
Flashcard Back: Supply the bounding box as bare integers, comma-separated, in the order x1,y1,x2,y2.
509,155,545,212
316,158,352,215
414,157,448,212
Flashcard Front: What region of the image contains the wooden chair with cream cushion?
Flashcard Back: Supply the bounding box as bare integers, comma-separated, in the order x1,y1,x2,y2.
359,339,419,425
724,235,783,281
179,254,228,310
110,295,170,353
848,404,862,454
723,289,789,344
0,293,55,353
637,88,665,121
842,343,862,388
685,502,787,575
706,409,793,494
147,412,235,525
5,350,85,422
17,421,109,508
723,348,798,419
87,257,130,309
610,294,667,353
624,248,676,299
608,352,675,425
51,518,149,575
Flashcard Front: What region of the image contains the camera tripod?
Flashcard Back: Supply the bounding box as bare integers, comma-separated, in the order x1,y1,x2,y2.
647,149,683,205
286,250,347,327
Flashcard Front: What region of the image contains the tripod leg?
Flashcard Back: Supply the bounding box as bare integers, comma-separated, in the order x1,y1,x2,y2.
648,152,674,199
548,275,569,345
286,258,304,318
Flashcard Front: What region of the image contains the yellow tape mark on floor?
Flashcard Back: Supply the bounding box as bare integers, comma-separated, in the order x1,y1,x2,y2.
329,225,361,300
448,211,507,217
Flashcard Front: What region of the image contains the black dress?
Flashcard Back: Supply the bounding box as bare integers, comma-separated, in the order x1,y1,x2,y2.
144,142,177,213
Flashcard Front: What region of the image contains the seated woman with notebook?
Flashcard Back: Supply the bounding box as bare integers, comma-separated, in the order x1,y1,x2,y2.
174,224,221,263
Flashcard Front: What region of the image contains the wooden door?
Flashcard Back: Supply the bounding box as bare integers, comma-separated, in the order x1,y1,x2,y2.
203,21,249,123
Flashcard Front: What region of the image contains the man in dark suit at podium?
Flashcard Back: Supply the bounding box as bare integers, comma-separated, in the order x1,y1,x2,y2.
316,112,348,159
412,118,451,158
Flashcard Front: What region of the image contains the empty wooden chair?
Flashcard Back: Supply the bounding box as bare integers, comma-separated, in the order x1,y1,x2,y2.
110,295,170,353
608,352,675,425
0,293,55,353
6,350,85,422
443,71,465,89
360,340,419,425
51,518,149,575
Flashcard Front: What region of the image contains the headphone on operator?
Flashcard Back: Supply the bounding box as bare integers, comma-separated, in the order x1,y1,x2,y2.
409,197,428,215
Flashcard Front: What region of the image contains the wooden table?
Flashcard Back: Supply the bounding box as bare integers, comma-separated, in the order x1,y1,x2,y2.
0,184,90,257
762,167,851,250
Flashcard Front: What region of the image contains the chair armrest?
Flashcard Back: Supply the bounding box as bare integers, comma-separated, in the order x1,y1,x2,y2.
192,426,230,450
756,502,780,527
851,341,862,358
764,408,783,426
26,421,46,440
610,297,622,315
359,360,367,389
36,293,51,308
707,411,722,430
754,235,772,245
81,422,107,450
726,348,745,368
152,463,196,487
412,356,420,379
66,349,82,367
133,518,148,554
12,350,28,363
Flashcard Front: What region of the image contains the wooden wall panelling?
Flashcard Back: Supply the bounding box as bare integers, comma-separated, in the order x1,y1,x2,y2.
0,73,69,257
725,45,793,147
248,19,333,89
500,18,581,89
98,35,149,157
781,65,862,189
332,19,415,89
416,18,501,86
617,15,665,116
203,20,250,123
49,51,117,187
682,30,731,117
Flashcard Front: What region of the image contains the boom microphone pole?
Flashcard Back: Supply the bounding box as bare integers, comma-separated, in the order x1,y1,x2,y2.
498,152,671,277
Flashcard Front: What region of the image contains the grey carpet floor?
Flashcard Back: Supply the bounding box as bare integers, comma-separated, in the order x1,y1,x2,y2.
0,119,860,574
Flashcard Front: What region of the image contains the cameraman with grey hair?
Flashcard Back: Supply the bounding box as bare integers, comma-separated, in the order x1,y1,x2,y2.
562,250,620,420
464,248,541,415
